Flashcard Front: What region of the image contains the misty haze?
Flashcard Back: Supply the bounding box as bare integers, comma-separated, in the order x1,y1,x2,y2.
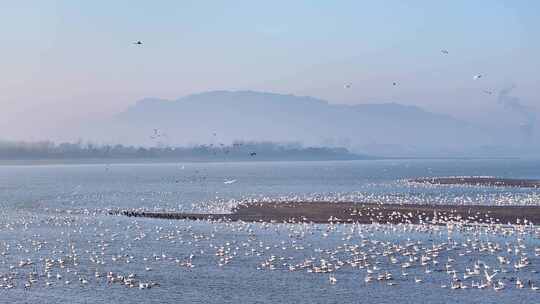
1,2,539,304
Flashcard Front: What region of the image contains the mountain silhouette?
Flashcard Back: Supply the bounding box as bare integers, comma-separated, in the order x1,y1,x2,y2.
109,90,499,156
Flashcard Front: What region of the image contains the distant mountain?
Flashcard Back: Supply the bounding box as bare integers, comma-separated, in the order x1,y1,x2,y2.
103,90,513,157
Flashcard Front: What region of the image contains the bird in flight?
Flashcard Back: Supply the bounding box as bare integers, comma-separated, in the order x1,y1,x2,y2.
483,90,493,95
392,82,397,86
133,41,143,45
344,83,352,89
150,128,161,139
249,152,257,157
441,49,449,54
473,74,483,80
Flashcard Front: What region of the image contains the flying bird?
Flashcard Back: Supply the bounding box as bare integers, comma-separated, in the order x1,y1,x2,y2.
133,41,143,45
223,179,237,184
392,82,397,86
344,83,352,89
249,152,257,157
441,49,449,54
473,74,483,80
150,128,161,139
483,90,493,95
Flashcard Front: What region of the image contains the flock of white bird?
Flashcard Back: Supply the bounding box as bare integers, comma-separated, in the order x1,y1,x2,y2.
1,204,539,296
190,183,540,215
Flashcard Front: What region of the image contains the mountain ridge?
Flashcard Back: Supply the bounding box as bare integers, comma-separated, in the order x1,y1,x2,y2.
105,90,521,157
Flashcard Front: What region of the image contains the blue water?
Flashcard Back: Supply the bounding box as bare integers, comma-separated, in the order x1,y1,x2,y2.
1,159,539,303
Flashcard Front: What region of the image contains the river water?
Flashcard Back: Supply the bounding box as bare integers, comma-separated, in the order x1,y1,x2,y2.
1,159,539,303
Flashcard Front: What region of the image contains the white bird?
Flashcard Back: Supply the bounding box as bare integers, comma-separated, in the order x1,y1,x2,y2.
224,179,237,185
516,278,524,288
493,280,505,291
484,270,496,283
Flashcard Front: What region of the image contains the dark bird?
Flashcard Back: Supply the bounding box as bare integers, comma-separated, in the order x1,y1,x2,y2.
441,49,449,54
150,128,161,139
249,152,257,157
483,90,493,95
133,41,143,45
393,82,397,86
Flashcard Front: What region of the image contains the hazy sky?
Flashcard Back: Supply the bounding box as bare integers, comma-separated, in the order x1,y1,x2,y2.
1,1,539,141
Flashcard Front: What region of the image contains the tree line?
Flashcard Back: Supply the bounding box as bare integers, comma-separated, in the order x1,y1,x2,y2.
0,140,362,160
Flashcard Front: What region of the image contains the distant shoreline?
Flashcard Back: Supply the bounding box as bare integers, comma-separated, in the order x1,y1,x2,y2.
0,157,370,166
0,156,525,166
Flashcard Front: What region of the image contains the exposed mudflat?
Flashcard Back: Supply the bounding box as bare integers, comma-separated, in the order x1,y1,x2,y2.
411,177,540,188
112,201,540,225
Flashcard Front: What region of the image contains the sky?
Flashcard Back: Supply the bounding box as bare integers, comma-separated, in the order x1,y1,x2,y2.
1,0,539,141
